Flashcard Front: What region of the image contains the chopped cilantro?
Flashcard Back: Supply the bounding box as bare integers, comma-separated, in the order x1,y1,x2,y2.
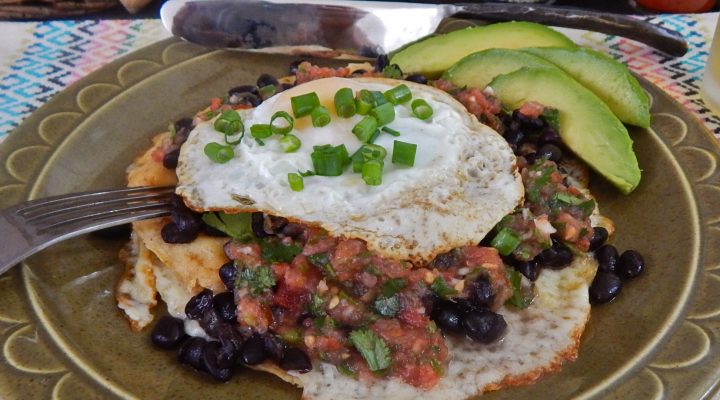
201,212,254,241
429,358,444,375
378,278,407,298
308,253,337,280
349,329,391,371
373,295,401,317
260,239,302,263
307,293,327,317
430,276,458,299
236,265,276,296
364,264,381,276
505,267,534,309
382,64,403,79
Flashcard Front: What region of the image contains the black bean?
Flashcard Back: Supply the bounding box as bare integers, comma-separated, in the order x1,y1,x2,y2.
589,227,609,251
431,250,459,270
268,215,289,234
374,54,389,72
515,260,540,281
174,117,193,130
462,310,507,343
503,129,524,149
200,308,223,338
537,143,563,163
523,152,539,165
251,212,271,238
538,240,573,269
589,271,622,304
550,246,573,269
214,291,237,322
202,341,232,382
228,84,258,97
512,109,544,130
350,68,367,77
163,148,180,169
264,334,287,362
241,334,268,365
256,73,279,88
538,127,561,146
91,223,131,239
421,294,439,315
186,288,214,320
281,82,294,91
177,337,206,371
595,244,619,273
289,60,305,75
468,277,495,309
405,74,427,84
617,250,645,280
172,209,202,233
281,222,305,239
151,316,187,350
453,298,477,315
217,325,244,368
280,348,312,373
219,262,238,291
431,301,464,334
536,246,558,267
161,222,198,244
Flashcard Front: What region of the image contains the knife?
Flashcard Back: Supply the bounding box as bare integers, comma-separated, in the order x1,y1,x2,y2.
161,0,688,58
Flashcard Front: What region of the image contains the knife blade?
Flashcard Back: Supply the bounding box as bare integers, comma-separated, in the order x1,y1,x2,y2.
161,0,688,58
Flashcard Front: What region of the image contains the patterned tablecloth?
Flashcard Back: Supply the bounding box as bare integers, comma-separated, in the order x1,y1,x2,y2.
0,14,719,144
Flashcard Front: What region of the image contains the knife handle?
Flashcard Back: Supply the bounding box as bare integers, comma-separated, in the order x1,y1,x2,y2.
454,3,688,57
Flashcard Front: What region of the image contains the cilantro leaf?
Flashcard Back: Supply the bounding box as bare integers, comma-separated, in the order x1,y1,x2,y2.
430,277,458,299
382,64,403,79
373,295,401,317
505,267,534,309
308,253,337,280
307,293,327,317
260,239,302,263
379,278,407,298
541,107,560,130
236,265,276,296
349,329,391,371
201,212,254,241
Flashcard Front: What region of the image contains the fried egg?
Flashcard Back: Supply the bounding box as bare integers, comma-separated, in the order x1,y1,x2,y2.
176,77,523,264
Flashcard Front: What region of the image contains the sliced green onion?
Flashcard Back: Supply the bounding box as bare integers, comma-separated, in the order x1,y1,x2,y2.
259,84,277,100
270,111,294,135
356,90,374,115
251,124,272,139
411,99,433,120
369,90,388,107
368,129,381,144
280,134,301,153
291,92,320,118
204,142,234,163
311,144,349,176
288,173,304,191
392,140,417,167
334,88,357,118
214,110,242,135
490,227,521,256
311,105,331,127
362,159,383,186
352,144,387,173
384,84,412,104
381,126,401,137
371,102,395,126
353,116,378,143
224,130,244,145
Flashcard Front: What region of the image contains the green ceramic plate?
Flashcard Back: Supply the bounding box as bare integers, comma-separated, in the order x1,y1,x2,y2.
1,38,720,400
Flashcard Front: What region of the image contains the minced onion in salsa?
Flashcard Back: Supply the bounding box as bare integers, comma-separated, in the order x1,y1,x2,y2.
144,59,645,387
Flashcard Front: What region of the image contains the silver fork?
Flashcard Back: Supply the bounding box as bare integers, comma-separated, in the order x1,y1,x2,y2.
0,186,174,275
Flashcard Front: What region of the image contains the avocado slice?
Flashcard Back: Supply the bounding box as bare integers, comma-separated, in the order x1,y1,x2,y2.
523,47,650,128
442,48,556,92
489,67,641,194
389,21,575,78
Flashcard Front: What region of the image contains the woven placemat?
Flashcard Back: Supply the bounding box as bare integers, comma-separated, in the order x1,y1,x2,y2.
0,0,119,19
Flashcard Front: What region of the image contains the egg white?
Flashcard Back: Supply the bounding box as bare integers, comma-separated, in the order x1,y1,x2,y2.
176,77,523,264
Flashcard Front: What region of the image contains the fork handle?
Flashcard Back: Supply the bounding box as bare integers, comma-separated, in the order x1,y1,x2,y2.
453,3,688,57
